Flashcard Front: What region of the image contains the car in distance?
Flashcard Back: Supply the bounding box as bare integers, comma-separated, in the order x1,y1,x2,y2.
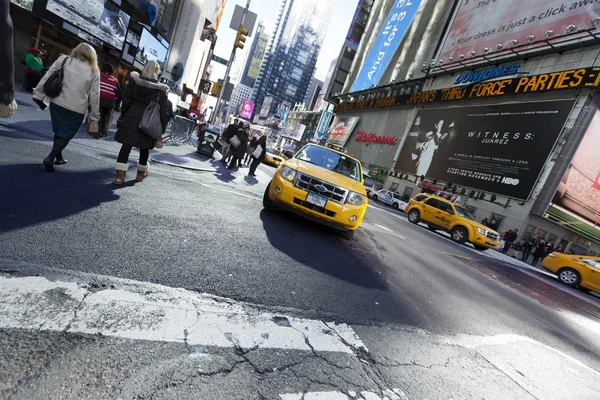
371,189,408,212
263,144,368,240
264,147,285,167
405,194,500,250
542,252,600,294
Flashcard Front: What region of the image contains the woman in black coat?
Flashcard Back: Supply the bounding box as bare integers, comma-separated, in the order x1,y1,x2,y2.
248,135,266,177
531,239,546,266
227,125,249,169
114,61,169,184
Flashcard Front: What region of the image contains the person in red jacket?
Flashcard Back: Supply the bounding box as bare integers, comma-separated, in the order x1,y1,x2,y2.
99,63,120,137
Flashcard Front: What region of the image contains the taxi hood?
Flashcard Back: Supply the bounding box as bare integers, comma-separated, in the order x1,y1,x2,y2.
285,158,367,194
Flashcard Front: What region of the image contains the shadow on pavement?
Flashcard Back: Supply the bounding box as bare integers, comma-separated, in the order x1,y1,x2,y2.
259,209,388,291
243,176,258,185
0,163,120,233
0,120,53,140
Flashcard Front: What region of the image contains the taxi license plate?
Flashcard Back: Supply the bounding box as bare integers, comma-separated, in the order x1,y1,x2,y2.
306,193,327,207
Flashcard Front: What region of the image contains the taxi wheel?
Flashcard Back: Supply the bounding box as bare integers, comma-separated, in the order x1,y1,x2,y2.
451,226,468,244
340,230,355,240
557,268,581,287
408,209,420,224
372,195,378,202
392,203,399,210
263,182,277,211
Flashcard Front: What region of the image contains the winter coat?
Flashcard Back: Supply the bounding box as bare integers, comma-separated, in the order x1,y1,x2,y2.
232,129,249,159
115,71,169,150
222,123,238,141
0,0,14,105
255,139,267,161
25,52,43,75
100,71,119,109
534,243,547,258
34,55,100,120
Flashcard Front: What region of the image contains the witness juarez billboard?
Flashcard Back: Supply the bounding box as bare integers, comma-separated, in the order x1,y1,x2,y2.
438,0,600,62
395,100,574,200
349,0,423,92
545,110,600,242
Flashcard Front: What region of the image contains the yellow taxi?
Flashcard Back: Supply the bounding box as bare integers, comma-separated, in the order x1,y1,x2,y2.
264,147,285,166
405,193,500,250
542,252,600,293
263,144,368,239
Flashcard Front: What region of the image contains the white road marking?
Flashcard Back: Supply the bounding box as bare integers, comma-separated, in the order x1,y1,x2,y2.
279,389,408,400
0,276,367,354
373,224,393,232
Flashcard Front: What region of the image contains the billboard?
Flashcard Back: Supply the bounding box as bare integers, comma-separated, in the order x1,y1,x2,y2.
135,29,168,69
438,0,600,63
259,95,273,119
545,110,600,243
11,0,33,11
327,116,360,147
239,100,255,120
344,0,364,50
47,0,130,50
349,0,423,92
314,110,334,142
281,123,306,141
394,100,574,200
247,23,271,80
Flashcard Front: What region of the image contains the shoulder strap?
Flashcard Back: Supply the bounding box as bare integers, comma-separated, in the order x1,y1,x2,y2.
60,56,68,69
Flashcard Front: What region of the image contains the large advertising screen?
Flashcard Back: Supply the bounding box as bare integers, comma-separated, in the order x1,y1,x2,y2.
135,29,168,69
394,100,574,200
47,0,130,50
239,100,255,120
545,110,600,243
327,116,360,147
248,25,271,80
349,0,423,92
438,0,600,63
11,0,33,11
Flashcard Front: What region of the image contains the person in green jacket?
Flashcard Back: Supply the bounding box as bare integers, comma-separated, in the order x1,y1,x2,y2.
24,47,44,92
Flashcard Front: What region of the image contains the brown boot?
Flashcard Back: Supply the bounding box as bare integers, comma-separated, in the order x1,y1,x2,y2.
136,163,149,182
113,163,128,185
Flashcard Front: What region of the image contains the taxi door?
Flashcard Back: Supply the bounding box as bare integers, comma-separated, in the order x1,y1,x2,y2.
580,259,600,293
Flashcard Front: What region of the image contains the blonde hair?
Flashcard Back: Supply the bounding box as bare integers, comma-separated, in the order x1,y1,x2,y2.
141,61,161,80
70,43,99,74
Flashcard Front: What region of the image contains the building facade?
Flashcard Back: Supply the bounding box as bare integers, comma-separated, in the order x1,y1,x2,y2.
304,76,323,110
252,0,334,118
328,0,600,255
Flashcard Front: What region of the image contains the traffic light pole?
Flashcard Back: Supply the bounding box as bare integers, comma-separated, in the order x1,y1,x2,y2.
210,0,251,125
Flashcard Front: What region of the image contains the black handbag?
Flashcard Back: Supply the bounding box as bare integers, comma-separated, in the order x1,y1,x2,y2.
43,57,69,98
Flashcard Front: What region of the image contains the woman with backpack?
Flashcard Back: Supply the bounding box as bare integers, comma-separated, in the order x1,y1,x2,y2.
113,61,169,185
33,43,100,171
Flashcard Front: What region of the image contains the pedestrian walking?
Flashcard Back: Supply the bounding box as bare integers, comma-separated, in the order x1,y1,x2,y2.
33,43,101,171
244,136,257,165
545,241,555,256
502,228,518,253
99,63,120,138
220,119,243,164
24,47,44,92
0,0,17,118
531,239,546,266
227,125,249,169
113,61,169,185
248,135,266,177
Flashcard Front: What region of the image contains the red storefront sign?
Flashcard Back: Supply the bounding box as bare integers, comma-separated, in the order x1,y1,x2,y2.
355,130,397,146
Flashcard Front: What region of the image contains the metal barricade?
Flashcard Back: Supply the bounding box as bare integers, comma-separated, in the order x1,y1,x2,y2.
163,116,197,146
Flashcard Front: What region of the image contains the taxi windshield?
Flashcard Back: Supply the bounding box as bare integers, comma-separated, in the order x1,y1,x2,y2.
455,205,476,221
296,145,361,181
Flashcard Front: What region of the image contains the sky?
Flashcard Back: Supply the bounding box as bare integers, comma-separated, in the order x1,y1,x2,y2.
213,0,357,82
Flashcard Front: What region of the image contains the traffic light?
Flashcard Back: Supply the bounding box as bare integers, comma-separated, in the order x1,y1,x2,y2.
234,25,248,49
210,82,222,97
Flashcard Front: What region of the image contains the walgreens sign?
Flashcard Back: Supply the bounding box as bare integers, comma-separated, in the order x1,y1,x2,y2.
355,130,398,146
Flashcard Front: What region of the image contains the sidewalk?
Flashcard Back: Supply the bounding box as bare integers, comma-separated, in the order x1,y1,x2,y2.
1,90,270,180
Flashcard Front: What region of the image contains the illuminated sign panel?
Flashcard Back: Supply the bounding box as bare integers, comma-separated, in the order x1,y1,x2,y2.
335,67,600,112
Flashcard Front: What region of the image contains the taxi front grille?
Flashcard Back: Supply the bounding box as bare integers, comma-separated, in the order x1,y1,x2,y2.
486,232,500,240
294,173,347,204
293,198,336,217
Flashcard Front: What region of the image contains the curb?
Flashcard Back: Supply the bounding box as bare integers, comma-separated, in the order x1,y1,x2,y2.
149,157,217,173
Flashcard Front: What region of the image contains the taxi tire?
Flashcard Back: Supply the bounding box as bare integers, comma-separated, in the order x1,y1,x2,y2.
263,182,278,211
408,209,420,224
451,226,468,244
392,202,399,210
372,195,378,202
340,230,355,240
557,267,581,287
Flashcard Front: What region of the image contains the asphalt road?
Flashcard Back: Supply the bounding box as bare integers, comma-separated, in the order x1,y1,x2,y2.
1,129,600,399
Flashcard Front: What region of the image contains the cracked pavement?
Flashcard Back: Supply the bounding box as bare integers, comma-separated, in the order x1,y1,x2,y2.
1,132,600,399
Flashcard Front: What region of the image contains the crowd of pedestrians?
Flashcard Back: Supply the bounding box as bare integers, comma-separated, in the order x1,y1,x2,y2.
220,118,267,177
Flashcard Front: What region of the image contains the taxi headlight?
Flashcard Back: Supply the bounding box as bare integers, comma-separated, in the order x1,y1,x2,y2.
477,228,486,235
346,191,365,205
280,167,297,182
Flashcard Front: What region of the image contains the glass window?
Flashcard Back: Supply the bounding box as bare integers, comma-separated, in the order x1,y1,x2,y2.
414,194,427,202
455,205,475,220
583,260,600,268
295,145,361,181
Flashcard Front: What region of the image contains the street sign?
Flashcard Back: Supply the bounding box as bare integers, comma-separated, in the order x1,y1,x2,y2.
211,55,228,66
229,5,257,37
